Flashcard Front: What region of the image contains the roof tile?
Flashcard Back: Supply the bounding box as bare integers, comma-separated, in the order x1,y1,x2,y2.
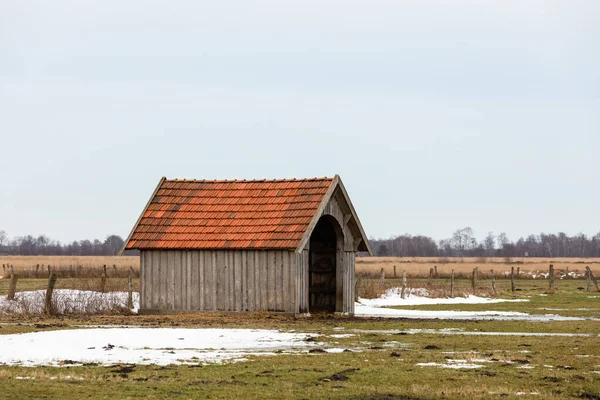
125,177,334,250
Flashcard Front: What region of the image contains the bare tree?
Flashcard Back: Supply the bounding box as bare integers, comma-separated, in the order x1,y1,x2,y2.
483,232,496,256
451,227,476,257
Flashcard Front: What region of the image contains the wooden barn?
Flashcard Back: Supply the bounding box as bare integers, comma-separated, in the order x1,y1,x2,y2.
122,175,372,315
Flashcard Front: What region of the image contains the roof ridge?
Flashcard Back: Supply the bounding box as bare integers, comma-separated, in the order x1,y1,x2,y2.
167,177,334,183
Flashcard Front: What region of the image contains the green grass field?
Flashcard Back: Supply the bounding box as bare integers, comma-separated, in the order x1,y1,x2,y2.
0,277,599,399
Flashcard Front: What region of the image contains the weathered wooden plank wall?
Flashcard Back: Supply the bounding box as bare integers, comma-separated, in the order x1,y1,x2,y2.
140,249,297,313
295,249,309,314
343,251,355,314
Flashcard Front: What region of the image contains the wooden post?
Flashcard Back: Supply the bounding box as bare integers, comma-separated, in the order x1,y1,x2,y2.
113,264,117,276
549,264,555,292
517,266,520,279
450,269,455,297
472,267,478,290
47,265,51,276
8,272,18,300
586,266,599,292
429,267,434,280
511,266,515,294
36,264,40,278
44,273,57,314
69,265,73,277
393,265,397,278
78,265,82,277
401,271,407,299
100,265,107,293
490,269,497,296
434,265,438,278
128,267,134,309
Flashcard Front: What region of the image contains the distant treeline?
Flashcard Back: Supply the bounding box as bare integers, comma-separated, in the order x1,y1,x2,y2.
371,228,600,258
0,230,129,256
2,228,599,258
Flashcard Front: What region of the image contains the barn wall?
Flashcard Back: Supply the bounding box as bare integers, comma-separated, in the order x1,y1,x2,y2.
295,249,309,314
140,249,297,313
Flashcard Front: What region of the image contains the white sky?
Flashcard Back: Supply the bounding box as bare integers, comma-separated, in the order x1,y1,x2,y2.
1,0,599,243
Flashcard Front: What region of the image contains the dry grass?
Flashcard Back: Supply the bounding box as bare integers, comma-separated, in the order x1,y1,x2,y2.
357,256,600,278
0,256,139,279
355,273,494,299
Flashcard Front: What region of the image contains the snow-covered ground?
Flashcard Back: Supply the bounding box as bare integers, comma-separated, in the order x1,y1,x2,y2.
0,290,139,314
353,304,590,321
357,288,529,307
354,287,595,321
0,328,314,366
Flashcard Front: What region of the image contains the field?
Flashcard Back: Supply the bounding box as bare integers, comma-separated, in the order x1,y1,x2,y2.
0,257,599,399
357,257,600,277
0,256,139,279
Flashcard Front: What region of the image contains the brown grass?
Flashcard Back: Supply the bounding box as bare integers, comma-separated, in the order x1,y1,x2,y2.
0,256,139,279
357,256,600,278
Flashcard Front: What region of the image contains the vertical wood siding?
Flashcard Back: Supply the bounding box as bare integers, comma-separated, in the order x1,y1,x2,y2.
140,249,297,313
295,249,309,314
343,251,356,314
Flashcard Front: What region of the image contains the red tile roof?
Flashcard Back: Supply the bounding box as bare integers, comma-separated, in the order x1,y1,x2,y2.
124,177,335,250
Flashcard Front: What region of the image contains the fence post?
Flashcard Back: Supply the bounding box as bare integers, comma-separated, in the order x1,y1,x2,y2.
586,266,599,292
8,272,18,300
128,267,134,309
429,267,434,280
47,265,51,277
517,266,520,279
490,269,497,296
549,264,555,292
393,265,397,278
434,265,438,278
44,273,58,314
472,267,478,290
379,268,385,288
511,266,515,294
113,264,117,276
401,271,407,299
451,269,455,297
101,265,107,293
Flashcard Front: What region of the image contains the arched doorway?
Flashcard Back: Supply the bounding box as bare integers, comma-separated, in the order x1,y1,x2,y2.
309,216,343,312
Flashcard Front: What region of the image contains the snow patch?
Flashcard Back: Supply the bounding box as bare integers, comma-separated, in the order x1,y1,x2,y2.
354,304,591,321
0,290,139,314
0,328,314,367
357,288,528,308
416,361,483,369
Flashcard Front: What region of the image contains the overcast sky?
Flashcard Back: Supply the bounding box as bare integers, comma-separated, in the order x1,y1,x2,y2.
1,0,598,244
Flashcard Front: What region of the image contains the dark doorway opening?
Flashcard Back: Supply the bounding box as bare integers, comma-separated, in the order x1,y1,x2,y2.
309,217,339,312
